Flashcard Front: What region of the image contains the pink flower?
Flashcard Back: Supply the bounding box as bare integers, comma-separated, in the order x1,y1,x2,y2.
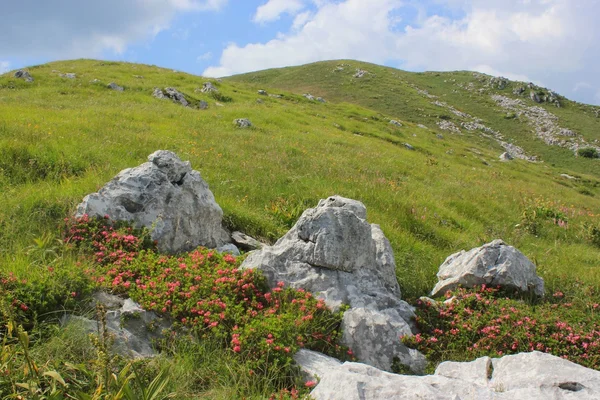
233,345,241,353
305,381,317,388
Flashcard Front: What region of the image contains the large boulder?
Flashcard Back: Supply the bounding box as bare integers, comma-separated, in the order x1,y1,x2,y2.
431,239,545,297
76,150,229,253
300,350,600,400
241,196,425,373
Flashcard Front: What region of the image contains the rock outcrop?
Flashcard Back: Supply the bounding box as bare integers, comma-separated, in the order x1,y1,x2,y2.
153,87,188,107
231,231,264,251
241,196,426,373
75,150,229,253
296,349,600,400
499,152,513,161
431,239,545,297
234,118,252,128
200,82,218,93
107,82,124,91
390,120,403,127
14,70,34,82
63,294,170,359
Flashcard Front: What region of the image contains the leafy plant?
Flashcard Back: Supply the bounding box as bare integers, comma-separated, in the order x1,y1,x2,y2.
577,147,598,158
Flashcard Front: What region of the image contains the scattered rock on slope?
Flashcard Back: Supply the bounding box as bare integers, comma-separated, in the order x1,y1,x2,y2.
499,152,513,161
107,82,124,91
241,195,426,373
60,72,76,79
75,150,229,253
431,239,545,297
231,231,264,251
14,70,34,82
297,349,600,400
390,120,402,127
200,82,218,93
234,118,252,128
153,87,189,107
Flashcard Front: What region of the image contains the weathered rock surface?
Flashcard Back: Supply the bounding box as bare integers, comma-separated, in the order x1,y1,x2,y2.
107,82,124,91
14,70,33,82
199,100,208,110
299,350,600,400
303,93,315,100
231,231,264,251
60,73,76,79
241,195,425,373
390,120,402,127
258,89,267,95
354,69,368,78
75,150,229,253
530,91,542,103
153,87,188,107
63,296,170,359
234,118,252,128
200,82,218,93
316,97,326,103
404,143,415,151
499,152,513,161
431,239,545,297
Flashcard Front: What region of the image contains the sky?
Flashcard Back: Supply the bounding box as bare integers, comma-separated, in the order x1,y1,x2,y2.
1,0,599,105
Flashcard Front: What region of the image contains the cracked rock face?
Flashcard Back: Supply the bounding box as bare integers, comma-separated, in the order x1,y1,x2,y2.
241,195,426,373
431,239,545,297
298,350,600,400
76,150,229,253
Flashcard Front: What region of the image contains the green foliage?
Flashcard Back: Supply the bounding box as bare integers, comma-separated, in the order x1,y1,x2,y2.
402,285,600,372
578,147,599,158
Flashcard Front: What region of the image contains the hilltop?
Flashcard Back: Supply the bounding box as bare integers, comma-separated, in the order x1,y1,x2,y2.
1,59,599,398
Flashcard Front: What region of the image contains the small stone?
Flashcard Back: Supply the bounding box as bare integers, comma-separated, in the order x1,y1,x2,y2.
316,97,326,103
199,100,208,110
389,120,402,127
232,231,264,251
499,152,514,161
14,70,33,81
60,73,76,79
217,243,240,256
258,89,268,95
200,82,218,93
234,118,252,128
404,143,415,150
107,82,124,91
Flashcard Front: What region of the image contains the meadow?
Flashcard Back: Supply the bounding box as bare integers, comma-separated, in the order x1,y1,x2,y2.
0,59,599,398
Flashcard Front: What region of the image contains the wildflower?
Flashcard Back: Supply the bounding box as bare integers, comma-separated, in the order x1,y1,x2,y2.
305,381,317,388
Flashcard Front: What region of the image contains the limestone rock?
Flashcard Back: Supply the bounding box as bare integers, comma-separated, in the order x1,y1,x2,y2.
404,143,415,151
60,73,76,79
107,82,124,91
530,91,542,103
200,82,218,93
75,150,229,253
199,100,208,110
316,97,326,103
302,351,600,400
499,152,513,161
234,118,252,128
354,69,368,78
231,231,264,251
303,93,315,100
513,86,525,95
258,89,267,95
14,70,33,81
216,243,240,256
152,87,166,99
63,298,170,359
390,120,402,127
431,239,545,297
241,196,424,373
164,87,188,107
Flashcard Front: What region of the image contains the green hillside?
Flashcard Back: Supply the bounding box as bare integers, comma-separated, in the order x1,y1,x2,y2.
1,59,599,398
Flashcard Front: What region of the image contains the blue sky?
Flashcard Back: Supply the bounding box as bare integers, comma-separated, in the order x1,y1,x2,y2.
1,0,599,105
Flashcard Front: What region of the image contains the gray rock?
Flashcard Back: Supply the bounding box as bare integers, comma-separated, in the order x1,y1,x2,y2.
404,143,415,151
234,118,252,128
63,298,170,359
490,77,508,90
436,134,444,139
217,243,240,256
354,69,368,78
316,97,326,103
107,82,124,91
499,152,513,161
75,150,229,254
560,173,576,180
199,100,208,110
152,87,165,99
269,94,283,99
530,91,542,103
294,349,342,382
390,120,402,127
303,93,315,101
302,351,600,400
200,82,218,93
241,196,424,373
91,291,124,310
14,70,33,81
258,89,268,95
431,239,545,297
60,73,76,79
513,86,525,95
164,87,188,107
231,231,264,251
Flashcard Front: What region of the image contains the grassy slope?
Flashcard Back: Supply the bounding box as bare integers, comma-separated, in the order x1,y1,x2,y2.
1,58,599,301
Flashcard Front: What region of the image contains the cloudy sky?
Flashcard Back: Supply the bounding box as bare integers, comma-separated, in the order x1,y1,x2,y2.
1,0,599,105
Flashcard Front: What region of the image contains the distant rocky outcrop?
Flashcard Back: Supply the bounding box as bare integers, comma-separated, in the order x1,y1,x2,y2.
431,239,545,297
353,69,368,78
107,82,123,91
60,73,76,79
241,196,426,373
234,118,252,128
76,150,229,253
14,70,34,82
389,120,403,127
499,152,513,161
153,87,188,107
296,349,600,400
200,82,218,93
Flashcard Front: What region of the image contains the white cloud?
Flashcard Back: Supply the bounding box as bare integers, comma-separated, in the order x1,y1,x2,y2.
0,0,227,58
471,64,534,84
0,61,9,75
197,52,213,61
253,0,306,23
205,0,600,104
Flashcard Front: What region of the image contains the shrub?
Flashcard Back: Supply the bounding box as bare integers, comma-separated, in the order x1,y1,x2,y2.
577,147,598,159
402,286,600,371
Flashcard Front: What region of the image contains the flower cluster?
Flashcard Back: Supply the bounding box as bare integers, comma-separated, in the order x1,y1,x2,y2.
403,285,600,370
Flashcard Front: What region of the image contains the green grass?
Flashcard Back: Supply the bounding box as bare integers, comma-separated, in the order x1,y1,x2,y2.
1,58,600,397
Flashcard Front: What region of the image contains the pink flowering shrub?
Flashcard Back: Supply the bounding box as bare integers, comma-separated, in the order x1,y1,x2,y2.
72,216,351,385
402,285,600,371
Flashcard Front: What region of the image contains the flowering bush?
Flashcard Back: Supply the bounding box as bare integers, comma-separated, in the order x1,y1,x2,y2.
403,285,600,371
73,216,351,386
